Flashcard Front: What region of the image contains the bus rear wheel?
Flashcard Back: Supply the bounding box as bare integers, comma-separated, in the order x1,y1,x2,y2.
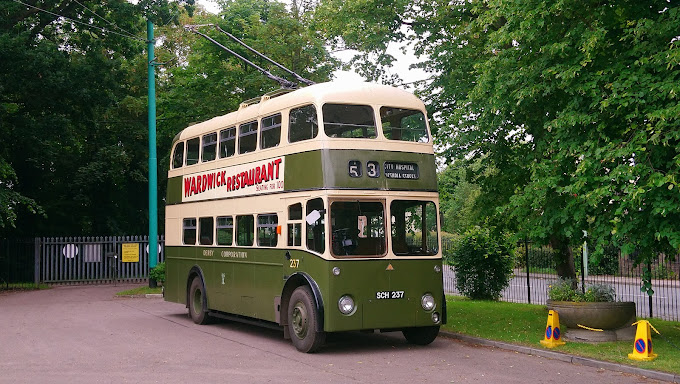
288,286,325,353
402,325,440,345
188,276,212,325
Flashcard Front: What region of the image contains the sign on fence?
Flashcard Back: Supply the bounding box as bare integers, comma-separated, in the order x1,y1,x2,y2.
121,243,140,263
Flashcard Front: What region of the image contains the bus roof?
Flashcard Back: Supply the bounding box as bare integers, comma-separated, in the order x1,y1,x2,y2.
178,82,426,141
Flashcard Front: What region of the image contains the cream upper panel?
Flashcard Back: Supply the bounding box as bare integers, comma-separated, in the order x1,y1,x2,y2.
176,81,426,141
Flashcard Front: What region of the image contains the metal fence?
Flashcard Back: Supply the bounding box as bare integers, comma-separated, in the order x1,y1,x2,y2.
0,236,164,288
442,239,680,322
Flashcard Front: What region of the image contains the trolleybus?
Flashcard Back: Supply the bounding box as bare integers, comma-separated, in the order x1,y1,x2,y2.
164,81,445,352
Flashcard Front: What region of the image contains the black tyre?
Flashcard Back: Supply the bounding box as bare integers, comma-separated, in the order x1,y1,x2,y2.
402,325,440,345
188,276,211,325
287,286,325,353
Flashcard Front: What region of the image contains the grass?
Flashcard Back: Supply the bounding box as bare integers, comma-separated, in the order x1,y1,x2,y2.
0,282,50,291
442,295,680,375
115,286,162,296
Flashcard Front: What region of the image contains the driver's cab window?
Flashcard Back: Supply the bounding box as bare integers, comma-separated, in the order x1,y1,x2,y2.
330,200,385,257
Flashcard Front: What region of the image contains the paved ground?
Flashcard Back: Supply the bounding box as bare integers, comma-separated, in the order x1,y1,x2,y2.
0,285,674,383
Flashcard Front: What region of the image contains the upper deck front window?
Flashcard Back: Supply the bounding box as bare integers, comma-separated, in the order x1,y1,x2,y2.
323,104,376,139
380,107,429,143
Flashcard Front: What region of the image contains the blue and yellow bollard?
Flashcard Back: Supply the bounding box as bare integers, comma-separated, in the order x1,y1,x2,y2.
540,310,566,348
628,320,659,361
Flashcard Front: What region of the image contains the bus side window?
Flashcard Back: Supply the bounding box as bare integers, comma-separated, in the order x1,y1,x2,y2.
288,203,302,247
183,218,197,245
289,104,318,143
216,216,233,245
236,215,254,246
306,198,325,254
257,214,278,247
239,121,258,154
186,138,200,165
199,217,214,245
202,133,217,162
219,127,236,158
172,142,184,169
261,113,281,149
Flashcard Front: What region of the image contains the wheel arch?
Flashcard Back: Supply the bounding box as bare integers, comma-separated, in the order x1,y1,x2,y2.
281,272,325,333
186,265,208,311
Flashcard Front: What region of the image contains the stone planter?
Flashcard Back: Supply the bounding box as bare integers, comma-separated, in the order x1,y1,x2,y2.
547,300,636,329
546,300,636,342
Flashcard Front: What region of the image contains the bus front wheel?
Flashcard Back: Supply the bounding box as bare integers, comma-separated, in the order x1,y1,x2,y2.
402,325,440,345
188,276,211,325
288,286,325,353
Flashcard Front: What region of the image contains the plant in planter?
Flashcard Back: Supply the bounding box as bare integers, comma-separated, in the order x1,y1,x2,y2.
546,278,636,341
548,278,616,303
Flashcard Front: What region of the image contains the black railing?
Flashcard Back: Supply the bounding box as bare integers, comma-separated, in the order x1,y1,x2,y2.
442,238,680,322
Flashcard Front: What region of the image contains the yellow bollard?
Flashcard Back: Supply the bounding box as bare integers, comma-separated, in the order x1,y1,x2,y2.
628,320,659,361
540,310,566,348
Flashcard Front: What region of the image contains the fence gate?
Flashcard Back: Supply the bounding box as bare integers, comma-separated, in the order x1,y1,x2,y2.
38,236,164,284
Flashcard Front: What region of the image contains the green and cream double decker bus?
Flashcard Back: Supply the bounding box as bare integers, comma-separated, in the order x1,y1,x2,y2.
164,82,445,352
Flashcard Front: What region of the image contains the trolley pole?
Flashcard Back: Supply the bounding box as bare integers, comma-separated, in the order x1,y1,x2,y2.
147,19,158,286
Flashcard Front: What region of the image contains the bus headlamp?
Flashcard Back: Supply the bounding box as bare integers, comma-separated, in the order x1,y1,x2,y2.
338,295,355,315
421,293,435,311
432,312,441,324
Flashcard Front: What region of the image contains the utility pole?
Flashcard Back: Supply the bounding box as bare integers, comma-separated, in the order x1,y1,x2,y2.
147,19,158,287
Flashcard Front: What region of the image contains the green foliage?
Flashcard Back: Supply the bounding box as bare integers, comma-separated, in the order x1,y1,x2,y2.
1,0,334,237
317,0,680,291
547,278,616,302
447,227,514,300
149,262,166,283
437,160,484,235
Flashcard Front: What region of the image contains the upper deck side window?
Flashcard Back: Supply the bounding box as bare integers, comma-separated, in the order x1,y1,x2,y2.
322,104,376,139
289,104,318,143
171,142,184,169
219,127,236,159
380,107,429,143
239,120,258,154
202,132,217,162
186,138,200,166
260,113,282,150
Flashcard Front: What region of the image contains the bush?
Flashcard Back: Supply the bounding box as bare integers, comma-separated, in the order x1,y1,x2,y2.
447,227,514,300
149,262,165,284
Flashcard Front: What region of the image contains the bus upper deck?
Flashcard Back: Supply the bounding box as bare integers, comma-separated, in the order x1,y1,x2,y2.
167,82,438,203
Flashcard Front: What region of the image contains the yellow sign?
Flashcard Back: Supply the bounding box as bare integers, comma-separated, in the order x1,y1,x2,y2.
121,243,139,263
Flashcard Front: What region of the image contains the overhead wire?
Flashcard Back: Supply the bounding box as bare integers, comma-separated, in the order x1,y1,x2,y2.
72,0,140,41
10,0,146,42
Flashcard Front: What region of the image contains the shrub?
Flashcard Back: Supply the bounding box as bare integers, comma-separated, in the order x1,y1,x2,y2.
547,278,616,302
447,227,514,300
149,262,165,284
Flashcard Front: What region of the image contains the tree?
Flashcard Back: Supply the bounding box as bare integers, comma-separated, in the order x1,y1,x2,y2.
316,0,680,287
0,0,189,236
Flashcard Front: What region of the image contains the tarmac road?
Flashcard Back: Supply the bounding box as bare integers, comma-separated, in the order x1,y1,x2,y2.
0,285,670,383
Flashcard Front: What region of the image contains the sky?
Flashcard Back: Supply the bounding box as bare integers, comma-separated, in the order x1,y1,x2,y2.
195,0,428,85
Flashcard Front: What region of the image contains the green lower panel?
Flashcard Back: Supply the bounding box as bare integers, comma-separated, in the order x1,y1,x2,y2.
164,245,444,333
362,299,417,329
